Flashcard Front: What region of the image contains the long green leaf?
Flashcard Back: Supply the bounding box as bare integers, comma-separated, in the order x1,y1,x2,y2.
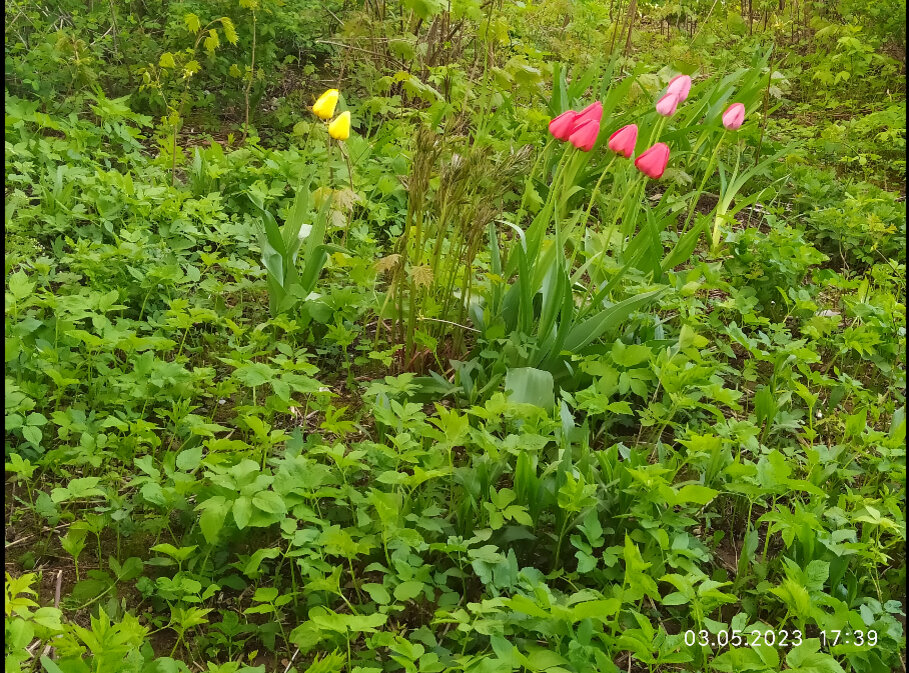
563,287,666,353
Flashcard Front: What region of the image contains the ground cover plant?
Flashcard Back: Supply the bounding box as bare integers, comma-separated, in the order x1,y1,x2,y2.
5,0,906,672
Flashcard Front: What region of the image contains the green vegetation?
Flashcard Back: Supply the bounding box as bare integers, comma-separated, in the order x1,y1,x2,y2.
5,0,905,672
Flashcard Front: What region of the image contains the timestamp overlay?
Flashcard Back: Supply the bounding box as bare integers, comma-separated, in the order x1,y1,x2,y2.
674,622,888,671
681,627,880,650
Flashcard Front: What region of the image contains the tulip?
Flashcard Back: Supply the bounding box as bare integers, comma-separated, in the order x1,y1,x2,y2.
666,75,692,102
634,142,670,179
568,119,600,152
577,101,603,124
722,103,746,130
313,89,339,120
607,124,638,158
328,111,351,140
655,92,681,117
549,110,579,141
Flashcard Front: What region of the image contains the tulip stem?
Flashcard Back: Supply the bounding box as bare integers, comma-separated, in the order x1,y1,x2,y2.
580,155,618,230
325,134,335,188
514,137,556,228
541,146,573,232
680,130,725,239
341,145,356,246
648,116,667,147
601,171,643,263
552,149,585,243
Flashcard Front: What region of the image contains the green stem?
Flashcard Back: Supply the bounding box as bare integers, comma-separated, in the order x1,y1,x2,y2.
597,172,642,266
514,137,556,228
681,130,725,238
580,154,618,230
710,139,741,254
551,515,571,572
647,116,667,147
341,144,356,246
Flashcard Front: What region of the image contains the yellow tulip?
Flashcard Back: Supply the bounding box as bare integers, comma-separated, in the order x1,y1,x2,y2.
312,89,339,120
328,111,351,141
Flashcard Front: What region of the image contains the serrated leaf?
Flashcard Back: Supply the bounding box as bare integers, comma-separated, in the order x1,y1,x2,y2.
184,13,201,33
221,16,238,44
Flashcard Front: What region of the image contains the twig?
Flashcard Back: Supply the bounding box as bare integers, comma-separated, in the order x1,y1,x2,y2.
314,40,407,70
324,6,344,25
418,316,481,332
90,25,114,46
40,570,64,660
283,649,300,673
6,534,35,549
242,10,257,143
107,0,120,59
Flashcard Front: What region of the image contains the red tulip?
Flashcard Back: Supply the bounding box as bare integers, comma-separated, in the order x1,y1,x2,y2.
607,124,638,158
722,103,746,130
634,142,670,179
568,119,600,152
577,101,603,124
656,92,681,117
549,110,580,141
666,75,692,102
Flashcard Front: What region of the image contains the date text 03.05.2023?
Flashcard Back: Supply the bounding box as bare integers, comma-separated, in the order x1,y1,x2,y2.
683,629,879,649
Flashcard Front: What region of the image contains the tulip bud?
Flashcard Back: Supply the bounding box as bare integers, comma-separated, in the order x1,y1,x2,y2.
576,101,603,124
666,75,692,103
549,110,579,141
568,119,600,152
607,124,638,158
328,111,351,140
313,89,339,120
722,103,746,130
634,142,670,179
655,92,681,117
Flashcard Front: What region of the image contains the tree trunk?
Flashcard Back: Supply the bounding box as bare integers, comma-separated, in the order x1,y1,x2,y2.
609,0,625,54
624,0,637,56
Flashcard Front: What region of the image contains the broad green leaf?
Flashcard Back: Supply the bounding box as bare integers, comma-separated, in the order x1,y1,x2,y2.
233,496,253,529
504,367,554,410
671,484,719,506
393,580,424,602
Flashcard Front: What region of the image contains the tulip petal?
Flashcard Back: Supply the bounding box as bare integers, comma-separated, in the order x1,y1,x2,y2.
608,124,638,158
666,75,692,102
634,142,670,179
656,92,680,117
329,111,351,140
549,110,579,141
577,101,603,125
313,89,340,120
568,119,600,152
722,103,746,130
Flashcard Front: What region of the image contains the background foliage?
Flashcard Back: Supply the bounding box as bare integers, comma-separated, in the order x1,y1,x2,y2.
5,0,905,672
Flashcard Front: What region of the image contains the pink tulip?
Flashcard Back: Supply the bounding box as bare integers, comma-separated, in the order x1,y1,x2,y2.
666,75,692,102
577,101,603,125
549,110,580,141
722,103,746,130
568,119,600,152
634,142,670,179
607,124,638,158
656,92,681,117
